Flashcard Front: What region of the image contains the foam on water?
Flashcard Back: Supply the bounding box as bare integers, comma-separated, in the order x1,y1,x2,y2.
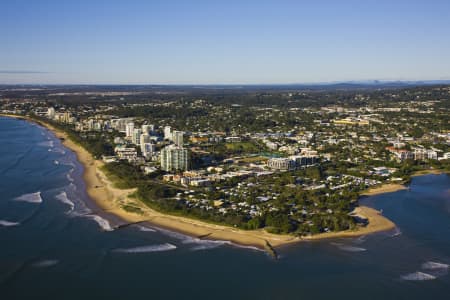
66,173,74,182
84,214,113,231
331,242,366,252
55,191,75,213
391,227,402,237
38,140,54,148
156,227,261,252
353,235,367,244
338,245,367,252
401,271,436,281
0,220,20,227
189,239,231,251
31,259,59,268
14,192,43,203
422,261,449,270
112,243,177,254
135,225,156,232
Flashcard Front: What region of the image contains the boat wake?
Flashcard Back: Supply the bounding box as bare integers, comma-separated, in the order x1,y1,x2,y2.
14,192,43,203
0,220,20,227
112,243,177,254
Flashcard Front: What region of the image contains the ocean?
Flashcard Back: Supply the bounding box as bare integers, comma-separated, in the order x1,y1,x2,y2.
1,116,450,300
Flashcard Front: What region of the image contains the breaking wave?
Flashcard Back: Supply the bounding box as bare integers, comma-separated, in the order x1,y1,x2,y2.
38,140,54,148
14,192,43,203
66,173,74,182
401,271,436,281
331,243,366,252
55,191,75,213
84,214,113,231
135,225,156,232
0,220,20,227
155,227,261,252
422,261,449,270
391,227,402,237
188,239,231,251
112,243,177,254
31,259,59,268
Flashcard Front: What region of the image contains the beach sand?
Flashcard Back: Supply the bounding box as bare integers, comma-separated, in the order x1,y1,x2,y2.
2,114,400,250
360,183,408,196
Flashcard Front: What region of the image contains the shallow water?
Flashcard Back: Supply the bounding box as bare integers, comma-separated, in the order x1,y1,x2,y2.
1,117,449,300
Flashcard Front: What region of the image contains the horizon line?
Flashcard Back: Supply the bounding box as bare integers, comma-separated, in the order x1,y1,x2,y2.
1,79,450,87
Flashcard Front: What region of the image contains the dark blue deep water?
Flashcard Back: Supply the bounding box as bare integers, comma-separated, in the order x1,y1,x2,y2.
1,117,449,300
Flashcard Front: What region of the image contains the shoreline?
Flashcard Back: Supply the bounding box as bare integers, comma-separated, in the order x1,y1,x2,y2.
2,114,405,250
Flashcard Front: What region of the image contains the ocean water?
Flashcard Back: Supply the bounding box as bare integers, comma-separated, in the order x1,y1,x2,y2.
1,116,450,300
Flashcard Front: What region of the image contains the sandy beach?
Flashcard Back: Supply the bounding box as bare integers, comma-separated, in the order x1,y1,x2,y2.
1,114,401,250
360,183,408,196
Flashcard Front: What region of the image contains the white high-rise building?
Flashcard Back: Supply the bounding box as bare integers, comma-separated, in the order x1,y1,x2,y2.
172,130,184,147
164,126,172,140
160,145,190,172
47,107,55,119
126,122,135,138
132,128,142,145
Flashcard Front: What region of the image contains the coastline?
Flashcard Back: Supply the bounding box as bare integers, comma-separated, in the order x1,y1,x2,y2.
1,114,401,250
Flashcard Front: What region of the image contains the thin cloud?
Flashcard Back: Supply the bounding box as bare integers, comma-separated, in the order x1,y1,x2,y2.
0,70,50,74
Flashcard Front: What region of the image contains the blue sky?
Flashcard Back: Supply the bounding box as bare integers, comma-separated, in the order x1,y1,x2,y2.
1,0,450,84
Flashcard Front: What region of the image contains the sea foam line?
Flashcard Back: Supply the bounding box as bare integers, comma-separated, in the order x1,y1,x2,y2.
112,243,177,254
135,225,157,232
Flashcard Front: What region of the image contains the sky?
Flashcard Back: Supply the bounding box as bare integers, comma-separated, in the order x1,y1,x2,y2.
1,0,450,84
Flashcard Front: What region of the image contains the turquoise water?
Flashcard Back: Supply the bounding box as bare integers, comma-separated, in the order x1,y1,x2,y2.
1,116,449,300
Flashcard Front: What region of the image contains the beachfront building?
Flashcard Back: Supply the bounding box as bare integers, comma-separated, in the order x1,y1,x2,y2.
160,145,190,172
